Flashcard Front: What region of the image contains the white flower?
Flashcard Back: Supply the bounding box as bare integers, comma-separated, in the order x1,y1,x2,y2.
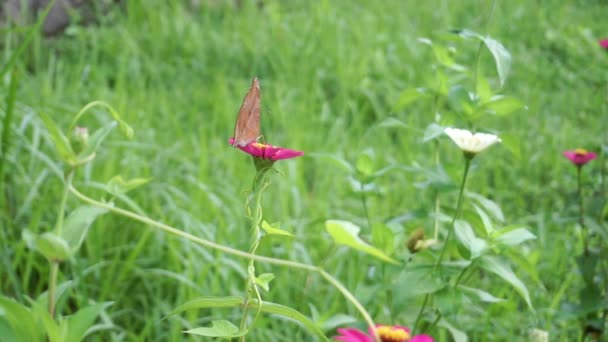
528,329,549,342
444,127,501,154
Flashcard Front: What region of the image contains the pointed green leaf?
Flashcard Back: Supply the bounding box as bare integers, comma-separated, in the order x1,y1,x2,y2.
184,320,246,338
479,256,533,310
356,149,375,177
29,301,61,342
466,192,504,223
453,220,488,259
252,301,328,341
0,296,44,342
65,302,112,342
480,36,511,87
35,233,71,262
61,205,109,254
493,227,536,247
255,273,275,292
378,117,408,129
393,88,426,111
422,123,446,143
261,221,294,237
166,296,244,318
325,220,399,264
457,285,504,303
480,96,525,116
371,223,395,255
106,176,152,196
392,267,446,301
39,112,77,165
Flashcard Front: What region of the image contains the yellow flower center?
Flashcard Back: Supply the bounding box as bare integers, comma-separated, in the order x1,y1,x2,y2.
376,326,410,342
574,148,588,155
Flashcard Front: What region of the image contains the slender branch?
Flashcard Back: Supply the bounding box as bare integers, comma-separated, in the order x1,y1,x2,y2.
68,184,377,333
49,170,74,317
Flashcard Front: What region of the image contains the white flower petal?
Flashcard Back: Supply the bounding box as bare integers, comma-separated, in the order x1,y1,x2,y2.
444,127,501,153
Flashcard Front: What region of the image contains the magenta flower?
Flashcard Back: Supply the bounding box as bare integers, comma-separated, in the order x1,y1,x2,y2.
229,138,303,161
563,148,597,166
334,325,434,342
599,39,608,49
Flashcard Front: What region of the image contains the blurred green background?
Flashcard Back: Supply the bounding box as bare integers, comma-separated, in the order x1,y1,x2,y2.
1,0,607,340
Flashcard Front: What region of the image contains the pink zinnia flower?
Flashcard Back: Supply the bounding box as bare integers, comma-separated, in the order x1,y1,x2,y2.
334,325,434,342
563,148,597,166
599,39,608,49
229,138,303,161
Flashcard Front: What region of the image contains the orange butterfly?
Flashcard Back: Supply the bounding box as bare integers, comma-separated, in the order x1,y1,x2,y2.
232,78,261,147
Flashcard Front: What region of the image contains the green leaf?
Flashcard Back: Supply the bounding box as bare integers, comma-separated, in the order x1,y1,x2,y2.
480,36,511,87
393,88,426,111
28,301,61,342
39,112,77,165
466,192,504,223
0,296,44,342
255,273,275,292
493,227,536,247
184,320,247,338
356,149,375,177
106,176,152,196
166,296,245,317
451,29,511,87
392,267,446,301
422,123,446,143
261,221,294,237
378,117,408,129
371,223,395,255
251,301,328,341
325,220,399,264
479,256,534,310
453,220,488,259
480,96,526,116
438,318,468,342
35,233,71,262
457,285,504,303
61,205,109,254
65,302,112,342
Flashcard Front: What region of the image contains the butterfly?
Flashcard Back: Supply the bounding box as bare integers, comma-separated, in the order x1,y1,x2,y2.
232,77,261,147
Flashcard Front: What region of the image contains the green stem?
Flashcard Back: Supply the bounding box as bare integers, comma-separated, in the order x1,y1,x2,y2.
240,170,268,339
68,185,377,333
577,166,588,255
434,156,471,270
416,156,471,334
49,170,74,317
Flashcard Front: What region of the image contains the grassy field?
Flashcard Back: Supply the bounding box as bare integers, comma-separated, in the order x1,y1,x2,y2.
1,0,607,341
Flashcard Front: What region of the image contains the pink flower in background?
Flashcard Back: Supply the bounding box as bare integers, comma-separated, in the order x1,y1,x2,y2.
563,148,597,166
599,39,608,49
334,325,434,342
229,138,303,161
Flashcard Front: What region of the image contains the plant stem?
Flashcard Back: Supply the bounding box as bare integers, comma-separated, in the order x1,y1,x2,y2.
239,170,268,340
577,166,588,255
416,156,471,333
434,156,471,270
49,170,74,317
68,185,377,333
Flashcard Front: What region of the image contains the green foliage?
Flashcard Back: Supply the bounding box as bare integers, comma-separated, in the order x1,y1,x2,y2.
1,0,607,341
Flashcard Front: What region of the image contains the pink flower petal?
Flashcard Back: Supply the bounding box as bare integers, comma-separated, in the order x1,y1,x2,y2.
599,39,608,49
229,138,303,161
563,150,597,166
334,328,372,342
411,334,435,342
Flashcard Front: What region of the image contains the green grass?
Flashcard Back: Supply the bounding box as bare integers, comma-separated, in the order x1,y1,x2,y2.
1,0,607,340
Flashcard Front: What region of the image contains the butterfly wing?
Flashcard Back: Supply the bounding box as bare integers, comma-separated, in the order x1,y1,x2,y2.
232,78,261,146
